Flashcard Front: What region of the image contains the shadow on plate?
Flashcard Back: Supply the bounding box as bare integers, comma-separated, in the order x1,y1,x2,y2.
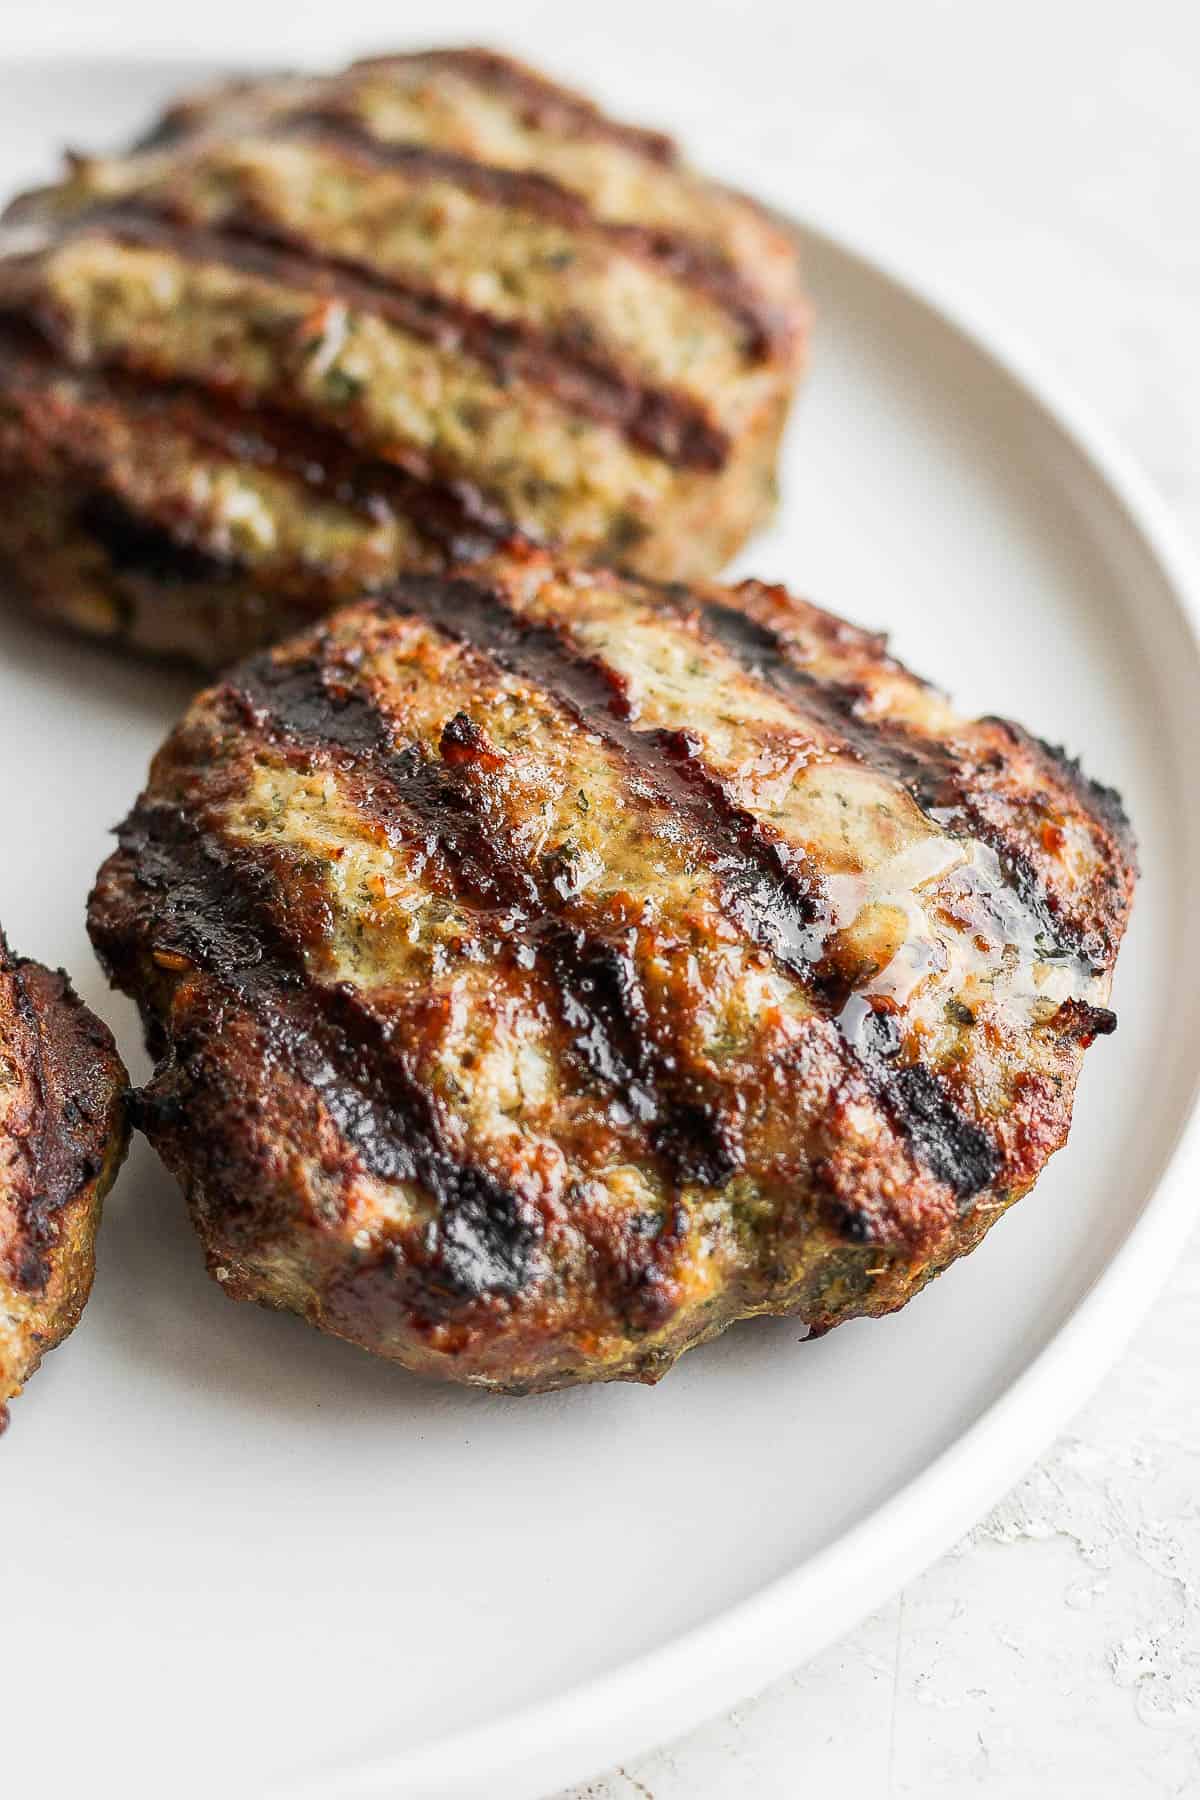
88,1134,841,1430
0,599,201,723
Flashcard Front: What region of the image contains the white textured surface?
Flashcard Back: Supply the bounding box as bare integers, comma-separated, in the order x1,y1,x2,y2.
3,3,1198,1794
564,1253,1200,1798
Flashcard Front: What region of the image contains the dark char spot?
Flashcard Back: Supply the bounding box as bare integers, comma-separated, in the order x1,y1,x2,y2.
105,805,541,1302
233,645,743,1191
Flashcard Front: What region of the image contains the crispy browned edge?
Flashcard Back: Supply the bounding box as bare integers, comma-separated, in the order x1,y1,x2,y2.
0,932,129,1428
0,47,809,664
85,550,1136,1392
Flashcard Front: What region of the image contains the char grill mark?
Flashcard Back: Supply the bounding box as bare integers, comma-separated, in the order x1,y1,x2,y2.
77,489,238,586
538,926,737,1189
170,392,513,554
694,593,1110,969
382,575,827,978
102,805,541,1303
382,574,1002,1199
12,205,731,471
851,1008,1000,1201
992,720,1137,866
4,949,57,1291
886,1063,1001,1200
0,323,515,560
0,49,810,666
1,934,115,1291
538,927,655,1123
228,649,540,917
227,647,740,1189
277,113,787,358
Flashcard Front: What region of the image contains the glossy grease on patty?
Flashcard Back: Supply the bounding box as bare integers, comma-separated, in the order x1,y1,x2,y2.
88,547,1134,1391
0,48,809,664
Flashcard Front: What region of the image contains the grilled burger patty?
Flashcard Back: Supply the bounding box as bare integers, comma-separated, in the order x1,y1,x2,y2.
0,48,808,665
87,547,1135,1392
0,929,128,1426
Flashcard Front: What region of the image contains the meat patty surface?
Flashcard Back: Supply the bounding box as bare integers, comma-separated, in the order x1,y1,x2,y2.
88,547,1136,1392
0,929,128,1426
0,48,808,665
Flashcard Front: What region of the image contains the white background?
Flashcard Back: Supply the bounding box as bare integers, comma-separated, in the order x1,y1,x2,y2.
3,3,1198,1793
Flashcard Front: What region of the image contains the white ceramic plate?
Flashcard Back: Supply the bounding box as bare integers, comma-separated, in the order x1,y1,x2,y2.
1,59,1198,1800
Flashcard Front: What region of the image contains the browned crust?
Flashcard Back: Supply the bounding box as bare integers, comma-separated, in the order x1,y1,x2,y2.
277,114,796,359
0,322,513,661
0,322,516,562
103,59,797,359
0,45,808,663
0,206,733,471
0,326,791,667
87,551,1135,1391
0,930,129,1427
350,47,679,163
709,577,1138,965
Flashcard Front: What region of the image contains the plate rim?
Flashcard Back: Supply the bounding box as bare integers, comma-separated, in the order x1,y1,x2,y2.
3,56,1198,1800
283,209,1200,1800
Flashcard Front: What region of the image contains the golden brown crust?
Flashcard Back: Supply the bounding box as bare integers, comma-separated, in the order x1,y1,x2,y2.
0,930,129,1427
0,48,808,664
87,549,1135,1391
